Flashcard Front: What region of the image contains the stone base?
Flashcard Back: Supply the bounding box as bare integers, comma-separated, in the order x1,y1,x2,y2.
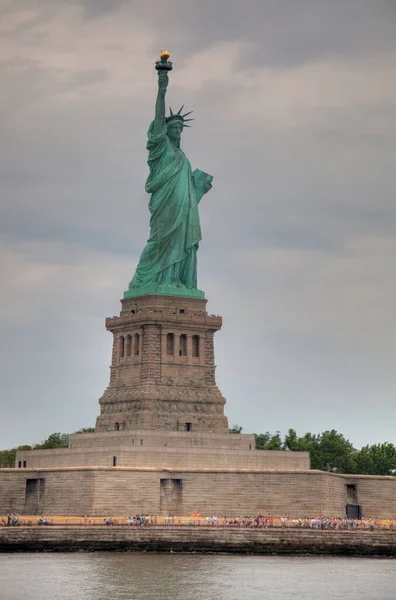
97,294,228,434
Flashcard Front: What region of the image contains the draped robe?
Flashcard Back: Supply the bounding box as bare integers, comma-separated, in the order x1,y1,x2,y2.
129,121,202,291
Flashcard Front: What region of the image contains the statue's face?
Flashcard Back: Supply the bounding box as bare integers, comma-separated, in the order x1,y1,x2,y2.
167,121,183,143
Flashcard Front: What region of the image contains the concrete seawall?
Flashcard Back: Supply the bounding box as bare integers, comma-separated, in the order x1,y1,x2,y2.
1,527,396,555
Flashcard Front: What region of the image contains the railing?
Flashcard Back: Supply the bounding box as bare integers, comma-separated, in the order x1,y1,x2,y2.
2,515,395,531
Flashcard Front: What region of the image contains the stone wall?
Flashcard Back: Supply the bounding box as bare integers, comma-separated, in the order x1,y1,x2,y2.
343,475,396,517
1,526,396,555
15,445,310,471
1,468,395,518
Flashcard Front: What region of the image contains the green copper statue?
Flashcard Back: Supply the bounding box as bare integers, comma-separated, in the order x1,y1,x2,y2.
125,52,213,299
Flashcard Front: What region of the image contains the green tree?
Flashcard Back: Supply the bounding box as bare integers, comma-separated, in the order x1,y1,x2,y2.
266,432,283,450
0,448,16,468
313,430,357,473
284,429,357,473
34,432,69,449
255,431,283,450
284,429,315,452
254,432,271,449
356,443,396,476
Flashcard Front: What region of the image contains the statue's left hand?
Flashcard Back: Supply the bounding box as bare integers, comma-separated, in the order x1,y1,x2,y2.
203,181,212,194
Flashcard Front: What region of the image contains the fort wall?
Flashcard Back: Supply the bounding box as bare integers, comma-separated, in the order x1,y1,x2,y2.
1,468,395,519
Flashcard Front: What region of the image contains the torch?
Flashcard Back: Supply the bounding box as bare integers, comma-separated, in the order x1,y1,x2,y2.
155,49,173,72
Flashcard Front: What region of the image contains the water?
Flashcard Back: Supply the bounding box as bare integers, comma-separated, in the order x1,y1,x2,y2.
0,554,395,600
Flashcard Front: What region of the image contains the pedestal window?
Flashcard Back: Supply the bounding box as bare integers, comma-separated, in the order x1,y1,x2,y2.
179,334,187,356
133,333,140,356
192,335,200,358
167,333,175,356
126,335,132,357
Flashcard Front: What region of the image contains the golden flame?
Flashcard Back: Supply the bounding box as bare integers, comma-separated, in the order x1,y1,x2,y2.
160,49,170,61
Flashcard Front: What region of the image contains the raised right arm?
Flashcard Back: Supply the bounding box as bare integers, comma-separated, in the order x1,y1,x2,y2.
153,70,168,135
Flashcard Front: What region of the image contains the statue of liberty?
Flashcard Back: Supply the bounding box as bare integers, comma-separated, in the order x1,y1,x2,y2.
126,52,213,299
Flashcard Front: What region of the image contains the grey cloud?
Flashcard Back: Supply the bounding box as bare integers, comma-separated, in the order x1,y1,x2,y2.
79,0,130,19
1,0,396,449
130,0,396,67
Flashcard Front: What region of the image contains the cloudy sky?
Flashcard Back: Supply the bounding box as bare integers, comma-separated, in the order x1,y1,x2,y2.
1,0,395,450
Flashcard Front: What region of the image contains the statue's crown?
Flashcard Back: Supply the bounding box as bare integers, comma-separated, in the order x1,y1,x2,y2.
165,105,194,127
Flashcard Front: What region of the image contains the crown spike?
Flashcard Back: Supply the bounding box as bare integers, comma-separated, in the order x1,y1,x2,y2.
165,104,194,127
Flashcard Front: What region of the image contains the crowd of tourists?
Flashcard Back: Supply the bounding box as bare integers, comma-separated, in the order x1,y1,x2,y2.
108,514,395,530
127,514,152,526
37,517,52,526
101,515,152,526
2,513,395,530
172,515,395,530
236,515,393,530
1,513,21,526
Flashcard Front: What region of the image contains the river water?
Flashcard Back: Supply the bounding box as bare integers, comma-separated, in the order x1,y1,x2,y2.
1,554,395,599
